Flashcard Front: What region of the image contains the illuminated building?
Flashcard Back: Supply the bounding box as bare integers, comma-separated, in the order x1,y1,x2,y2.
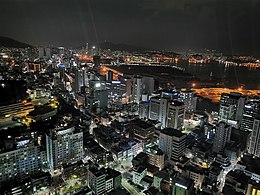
178,89,197,113
131,120,155,146
248,114,260,157
212,122,232,153
241,98,260,131
167,101,185,130
26,62,41,73
0,102,34,126
219,92,245,128
0,140,45,184
133,166,147,185
139,101,149,119
159,128,186,163
145,145,165,170
246,179,260,195
149,96,168,128
46,126,83,171
172,176,194,195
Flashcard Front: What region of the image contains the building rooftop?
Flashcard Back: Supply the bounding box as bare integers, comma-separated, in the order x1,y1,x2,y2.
174,176,194,190
169,100,184,107
161,128,186,138
134,166,147,174
132,119,154,129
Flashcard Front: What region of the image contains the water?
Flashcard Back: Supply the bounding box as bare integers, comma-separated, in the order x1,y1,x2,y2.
175,61,260,89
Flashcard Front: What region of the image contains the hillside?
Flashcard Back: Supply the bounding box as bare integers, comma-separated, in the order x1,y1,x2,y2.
0,36,31,48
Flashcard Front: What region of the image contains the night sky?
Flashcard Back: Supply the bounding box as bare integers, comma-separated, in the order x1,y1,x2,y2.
1,0,260,55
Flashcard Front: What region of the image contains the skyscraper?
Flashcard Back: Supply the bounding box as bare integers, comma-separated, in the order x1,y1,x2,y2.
219,92,245,128
248,114,260,157
159,128,186,163
167,101,185,130
241,98,260,131
46,126,83,171
212,122,232,153
178,89,197,113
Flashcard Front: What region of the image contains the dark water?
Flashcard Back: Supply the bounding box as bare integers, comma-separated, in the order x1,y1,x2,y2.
175,61,260,89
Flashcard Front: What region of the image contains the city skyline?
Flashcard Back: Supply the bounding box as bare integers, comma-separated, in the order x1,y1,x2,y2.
1,0,260,55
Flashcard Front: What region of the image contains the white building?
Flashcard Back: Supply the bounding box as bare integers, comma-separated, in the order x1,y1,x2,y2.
159,128,186,163
248,117,260,157
167,101,185,130
0,140,45,184
219,92,245,128
149,96,168,128
46,126,83,171
178,89,197,113
133,166,147,185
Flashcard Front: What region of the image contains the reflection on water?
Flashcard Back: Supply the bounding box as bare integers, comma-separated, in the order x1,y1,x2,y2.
175,61,260,89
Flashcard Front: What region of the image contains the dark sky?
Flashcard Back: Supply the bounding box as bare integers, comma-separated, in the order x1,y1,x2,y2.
1,0,260,55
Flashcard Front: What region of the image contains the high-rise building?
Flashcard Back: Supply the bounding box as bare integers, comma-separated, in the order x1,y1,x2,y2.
219,92,245,128
167,101,185,130
248,114,260,157
149,96,168,128
212,122,232,153
178,89,197,113
139,101,150,119
241,98,260,131
0,140,46,184
159,128,186,163
133,77,142,103
46,126,83,171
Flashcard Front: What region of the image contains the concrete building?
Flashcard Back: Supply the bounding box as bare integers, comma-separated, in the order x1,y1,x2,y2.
248,115,260,157
241,98,260,131
46,126,83,171
149,96,168,128
167,101,185,130
139,101,149,119
219,92,245,128
0,140,45,184
133,166,147,185
88,167,106,195
145,145,165,170
159,128,186,163
172,176,194,195
178,89,197,113
212,122,232,153
131,119,155,146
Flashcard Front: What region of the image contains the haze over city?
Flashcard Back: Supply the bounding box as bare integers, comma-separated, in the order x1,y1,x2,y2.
1,0,260,55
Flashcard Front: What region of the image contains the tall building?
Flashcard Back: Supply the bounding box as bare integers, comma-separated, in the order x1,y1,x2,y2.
178,89,197,113
159,128,186,163
219,92,245,128
0,140,45,184
46,126,83,171
139,101,150,119
241,98,260,131
149,96,168,128
167,101,185,130
248,114,260,157
212,122,232,153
